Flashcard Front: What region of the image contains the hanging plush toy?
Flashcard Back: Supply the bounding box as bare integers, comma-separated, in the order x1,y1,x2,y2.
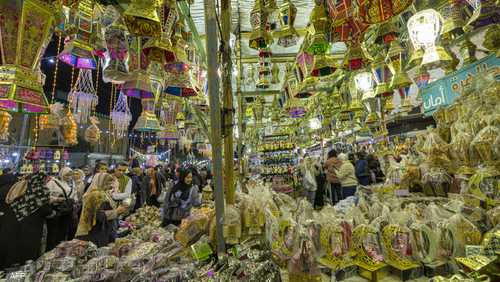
61,109,78,146
85,116,101,144
0,111,12,142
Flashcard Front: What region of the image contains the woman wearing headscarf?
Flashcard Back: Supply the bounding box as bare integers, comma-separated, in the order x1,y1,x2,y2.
337,153,358,199
45,167,77,250
162,169,201,226
70,169,86,239
0,173,53,269
76,173,128,247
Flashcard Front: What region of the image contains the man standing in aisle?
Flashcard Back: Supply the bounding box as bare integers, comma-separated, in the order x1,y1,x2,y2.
129,160,146,211
112,162,132,204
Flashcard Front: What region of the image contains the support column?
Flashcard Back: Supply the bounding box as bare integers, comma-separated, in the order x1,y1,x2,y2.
221,0,235,205
236,3,245,188
203,0,226,254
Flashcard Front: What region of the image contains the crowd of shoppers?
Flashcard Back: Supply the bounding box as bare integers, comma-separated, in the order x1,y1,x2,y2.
0,160,207,270
300,149,385,208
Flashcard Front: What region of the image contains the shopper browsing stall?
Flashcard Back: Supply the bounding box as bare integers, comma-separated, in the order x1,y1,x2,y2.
45,167,77,250
76,173,128,247
337,153,358,199
0,172,53,269
162,168,201,226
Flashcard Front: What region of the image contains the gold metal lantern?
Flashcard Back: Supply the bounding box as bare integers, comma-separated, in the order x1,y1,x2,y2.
134,98,162,132
58,0,97,70
249,0,273,50
0,0,55,114
306,0,330,55
275,0,298,47
123,0,162,37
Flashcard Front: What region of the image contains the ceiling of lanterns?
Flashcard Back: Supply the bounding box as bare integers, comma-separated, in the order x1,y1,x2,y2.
190,0,316,99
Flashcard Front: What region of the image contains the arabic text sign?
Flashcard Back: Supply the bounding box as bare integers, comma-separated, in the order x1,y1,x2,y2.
421,54,500,115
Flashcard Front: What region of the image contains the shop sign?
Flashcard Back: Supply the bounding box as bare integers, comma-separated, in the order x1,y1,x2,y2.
420,54,500,116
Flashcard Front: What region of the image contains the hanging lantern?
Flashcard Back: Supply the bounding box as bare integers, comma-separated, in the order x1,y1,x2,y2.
123,0,162,37
61,109,78,146
306,0,330,55
134,98,161,132
249,0,273,50
345,45,368,71
271,63,281,84
0,0,55,114
123,71,155,99
111,90,132,138
103,17,130,84
385,39,412,114
361,89,379,125
142,36,175,66
371,52,392,97
465,0,500,30
68,69,98,124
407,9,454,71
165,70,198,97
176,111,186,129
359,0,413,24
0,111,12,142
275,0,298,47
311,54,336,77
285,98,306,118
327,0,368,43
58,0,97,69
386,40,412,90
482,23,500,56
167,17,190,70
439,0,465,41
158,124,178,141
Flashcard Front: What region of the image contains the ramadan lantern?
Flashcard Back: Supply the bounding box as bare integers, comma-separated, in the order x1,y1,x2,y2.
123,37,154,99
306,0,330,55
249,0,273,50
358,0,413,24
58,0,97,70
134,98,162,132
274,0,298,47
0,0,55,114
407,9,454,72
103,17,130,84
123,0,162,37
386,39,413,114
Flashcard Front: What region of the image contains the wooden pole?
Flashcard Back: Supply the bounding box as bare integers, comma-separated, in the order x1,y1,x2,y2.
236,6,245,188
221,0,235,204
203,0,226,254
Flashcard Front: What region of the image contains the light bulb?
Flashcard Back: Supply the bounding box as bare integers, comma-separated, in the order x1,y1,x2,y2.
309,118,321,130
354,71,374,93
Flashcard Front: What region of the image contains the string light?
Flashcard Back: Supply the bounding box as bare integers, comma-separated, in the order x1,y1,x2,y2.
51,35,63,103
93,59,100,116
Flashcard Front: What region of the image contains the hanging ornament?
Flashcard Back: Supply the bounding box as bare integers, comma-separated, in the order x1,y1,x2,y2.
103,16,130,84
358,0,412,24
58,0,97,69
306,0,330,55
275,0,298,47
249,0,273,50
164,70,198,97
110,90,132,138
134,98,162,132
123,0,162,37
407,9,454,71
84,116,101,144
0,111,12,142
0,0,54,114
271,63,281,84
327,0,368,43
465,0,500,30
39,103,65,131
123,37,154,99
68,69,98,124
61,109,78,146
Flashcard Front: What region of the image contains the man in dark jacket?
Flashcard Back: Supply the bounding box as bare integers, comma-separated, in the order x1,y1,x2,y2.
355,151,370,186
